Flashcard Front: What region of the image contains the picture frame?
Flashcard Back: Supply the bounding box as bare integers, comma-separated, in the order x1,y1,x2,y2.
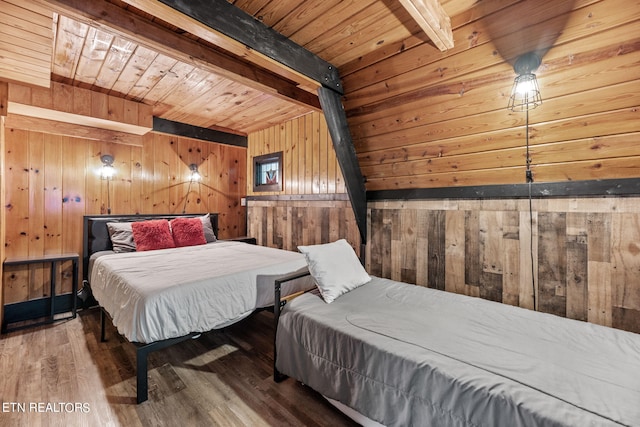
253,151,283,192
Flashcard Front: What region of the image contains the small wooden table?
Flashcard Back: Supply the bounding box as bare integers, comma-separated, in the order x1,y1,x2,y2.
3,253,79,331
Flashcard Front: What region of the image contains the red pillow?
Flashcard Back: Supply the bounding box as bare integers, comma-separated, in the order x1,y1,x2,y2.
170,217,206,247
131,219,176,251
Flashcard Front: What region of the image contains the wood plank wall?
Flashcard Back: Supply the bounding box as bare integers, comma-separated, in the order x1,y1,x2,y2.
2,87,246,306
367,198,640,334
248,199,360,256
246,111,344,197
341,0,640,190
0,106,6,323
246,111,360,254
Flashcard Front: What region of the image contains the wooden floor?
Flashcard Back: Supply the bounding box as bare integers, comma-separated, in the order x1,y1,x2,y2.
0,308,358,427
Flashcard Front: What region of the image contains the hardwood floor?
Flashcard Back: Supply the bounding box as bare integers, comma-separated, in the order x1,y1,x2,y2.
0,309,359,427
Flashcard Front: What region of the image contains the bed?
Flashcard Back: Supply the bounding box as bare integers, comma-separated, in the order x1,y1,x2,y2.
82,213,314,403
274,241,640,427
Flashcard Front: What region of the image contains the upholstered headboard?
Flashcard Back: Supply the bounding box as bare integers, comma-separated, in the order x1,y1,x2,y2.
82,213,219,281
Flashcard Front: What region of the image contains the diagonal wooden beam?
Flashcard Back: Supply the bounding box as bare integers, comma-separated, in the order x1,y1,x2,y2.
318,87,367,245
152,0,343,94
399,0,454,51
41,0,321,110
121,0,322,92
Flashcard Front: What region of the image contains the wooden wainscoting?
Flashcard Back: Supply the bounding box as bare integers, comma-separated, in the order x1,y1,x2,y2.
247,196,360,257
367,197,640,334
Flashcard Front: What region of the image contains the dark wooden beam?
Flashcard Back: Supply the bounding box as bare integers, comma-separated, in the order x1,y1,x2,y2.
43,0,320,110
158,0,342,94
318,87,367,244
153,117,247,147
368,178,640,200
246,193,350,202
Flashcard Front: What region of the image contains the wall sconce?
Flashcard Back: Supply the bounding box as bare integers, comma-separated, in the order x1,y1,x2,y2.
100,154,115,180
507,52,542,112
100,154,115,214
189,163,201,182
182,163,202,214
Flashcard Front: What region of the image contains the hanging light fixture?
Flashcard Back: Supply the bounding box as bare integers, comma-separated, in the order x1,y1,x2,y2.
507,52,543,314
507,51,543,184
507,52,542,112
100,154,115,180
188,163,201,182
100,154,115,214
182,163,202,213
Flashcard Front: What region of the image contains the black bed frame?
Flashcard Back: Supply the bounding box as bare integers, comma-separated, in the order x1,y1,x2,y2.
273,268,312,383
82,213,219,404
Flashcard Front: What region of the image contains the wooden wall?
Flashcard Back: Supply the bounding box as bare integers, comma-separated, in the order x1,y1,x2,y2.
246,111,344,197
2,84,246,306
246,111,360,254
367,198,640,334
341,0,640,191
248,199,359,254
0,108,5,323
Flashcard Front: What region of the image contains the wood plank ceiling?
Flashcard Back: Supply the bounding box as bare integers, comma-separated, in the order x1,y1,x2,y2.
46,0,469,135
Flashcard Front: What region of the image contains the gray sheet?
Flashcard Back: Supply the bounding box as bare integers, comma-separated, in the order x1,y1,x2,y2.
275,277,640,427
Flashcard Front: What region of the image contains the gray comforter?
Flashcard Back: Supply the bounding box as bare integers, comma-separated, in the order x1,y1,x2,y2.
275,277,640,427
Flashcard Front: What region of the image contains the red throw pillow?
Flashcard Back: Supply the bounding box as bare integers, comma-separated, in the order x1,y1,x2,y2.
131,219,176,251
170,217,207,247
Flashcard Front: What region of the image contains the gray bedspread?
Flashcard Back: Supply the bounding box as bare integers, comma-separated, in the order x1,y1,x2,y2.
275,277,640,427
91,241,313,343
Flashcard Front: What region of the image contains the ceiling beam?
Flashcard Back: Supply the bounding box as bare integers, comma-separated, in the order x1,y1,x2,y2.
5,114,143,146
8,102,151,135
153,117,247,148
399,0,454,51
153,0,343,94
40,0,321,111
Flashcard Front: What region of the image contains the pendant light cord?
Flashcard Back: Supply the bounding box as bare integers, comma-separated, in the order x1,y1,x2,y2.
182,179,193,214
526,108,537,311
106,178,111,214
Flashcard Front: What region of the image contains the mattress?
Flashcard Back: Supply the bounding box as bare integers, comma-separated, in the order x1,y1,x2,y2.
275,277,640,427
91,241,313,343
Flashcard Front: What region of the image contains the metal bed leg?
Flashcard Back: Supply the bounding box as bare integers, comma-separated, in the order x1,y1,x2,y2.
132,334,199,404
274,276,284,382
136,346,150,404
274,368,288,382
100,308,107,342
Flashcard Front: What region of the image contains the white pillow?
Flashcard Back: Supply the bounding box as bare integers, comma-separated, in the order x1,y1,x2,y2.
298,239,371,303
107,222,136,253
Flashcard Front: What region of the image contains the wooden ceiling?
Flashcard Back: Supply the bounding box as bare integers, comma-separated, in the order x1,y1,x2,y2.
42,0,470,135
